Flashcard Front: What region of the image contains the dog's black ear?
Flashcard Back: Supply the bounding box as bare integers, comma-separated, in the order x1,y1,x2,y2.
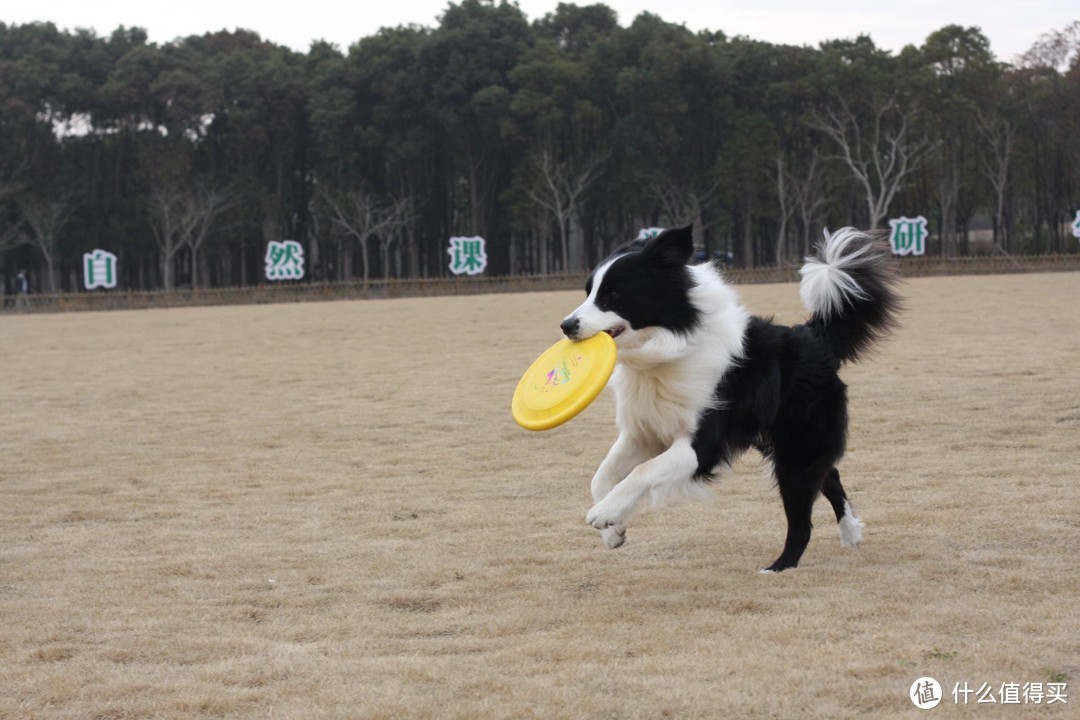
643,224,694,266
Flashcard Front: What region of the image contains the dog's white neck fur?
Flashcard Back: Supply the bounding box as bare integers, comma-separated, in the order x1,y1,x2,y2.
613,264,750,446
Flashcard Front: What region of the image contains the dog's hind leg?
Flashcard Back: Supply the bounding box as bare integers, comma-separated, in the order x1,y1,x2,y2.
762,463,827,573
821,467,865,548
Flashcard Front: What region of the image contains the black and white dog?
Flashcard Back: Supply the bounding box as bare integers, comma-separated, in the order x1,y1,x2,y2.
560,225,900,572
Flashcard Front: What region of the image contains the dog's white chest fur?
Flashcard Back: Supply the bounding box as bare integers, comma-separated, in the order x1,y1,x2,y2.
611,265,751,448
612,362,709,446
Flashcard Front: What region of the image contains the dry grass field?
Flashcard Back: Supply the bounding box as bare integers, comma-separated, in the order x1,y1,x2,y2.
2,272,1079,719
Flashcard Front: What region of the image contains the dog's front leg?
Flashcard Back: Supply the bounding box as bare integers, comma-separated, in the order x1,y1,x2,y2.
589,433,653,548
587,437,698,540
590,433,653,502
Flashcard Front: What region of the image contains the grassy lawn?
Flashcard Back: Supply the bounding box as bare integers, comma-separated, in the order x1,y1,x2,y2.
2,272,1078,718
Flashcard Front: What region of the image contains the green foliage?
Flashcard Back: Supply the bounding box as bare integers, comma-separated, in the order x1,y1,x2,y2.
0,5,1078,291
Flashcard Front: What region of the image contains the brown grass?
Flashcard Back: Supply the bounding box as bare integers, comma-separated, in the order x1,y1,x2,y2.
2,273,1078,719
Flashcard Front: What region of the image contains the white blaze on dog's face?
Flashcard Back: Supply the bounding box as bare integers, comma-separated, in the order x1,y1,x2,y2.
560,257,630,342
559,226,699,346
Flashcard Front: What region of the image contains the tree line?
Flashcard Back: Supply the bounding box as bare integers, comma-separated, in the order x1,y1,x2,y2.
1,1,1078,293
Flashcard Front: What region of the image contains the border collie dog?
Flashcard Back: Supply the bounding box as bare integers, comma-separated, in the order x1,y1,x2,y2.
560,225,900,572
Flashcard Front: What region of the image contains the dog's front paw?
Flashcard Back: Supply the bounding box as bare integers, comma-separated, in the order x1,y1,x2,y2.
586,499,623,530
601,526,627,549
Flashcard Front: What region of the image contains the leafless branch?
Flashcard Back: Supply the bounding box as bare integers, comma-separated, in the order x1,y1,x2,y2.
808,94,939,229
18,194,74,292
147,179,235,288
527,149,608,272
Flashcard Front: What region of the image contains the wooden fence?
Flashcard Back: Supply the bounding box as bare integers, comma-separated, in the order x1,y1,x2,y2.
3,253,1078,314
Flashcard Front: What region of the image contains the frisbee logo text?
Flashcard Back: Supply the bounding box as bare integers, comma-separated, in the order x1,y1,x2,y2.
535,354,584,393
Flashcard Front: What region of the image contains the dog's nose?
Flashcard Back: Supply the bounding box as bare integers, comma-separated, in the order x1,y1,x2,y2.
560,317,580,337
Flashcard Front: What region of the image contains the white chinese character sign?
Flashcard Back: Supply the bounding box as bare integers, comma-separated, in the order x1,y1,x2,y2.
265,240,305,281
1071,210,1080,240
448,236,488,275
636,227,666,241
83,249,118,289
888,216,928,256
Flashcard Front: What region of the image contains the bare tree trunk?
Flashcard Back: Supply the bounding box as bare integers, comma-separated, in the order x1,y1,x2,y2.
340,240,353,281
18,195,70,293
407,223,419,279
935,153,959,257
569,211,585,272
772,154,796,265
359,238,371,284
537,215,550,275
163,252,176,290
739,193,754,267
792,151,829,258
187,186,235,289
467,152,483,237
977,112,1013,252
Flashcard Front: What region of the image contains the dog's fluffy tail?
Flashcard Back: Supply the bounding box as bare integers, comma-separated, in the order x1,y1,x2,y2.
799,227,902,364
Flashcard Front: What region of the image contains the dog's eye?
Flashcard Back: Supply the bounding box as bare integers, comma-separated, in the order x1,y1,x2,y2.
606,289,620,301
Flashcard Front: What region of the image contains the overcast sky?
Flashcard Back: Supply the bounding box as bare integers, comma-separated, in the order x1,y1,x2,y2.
4,1,1075,64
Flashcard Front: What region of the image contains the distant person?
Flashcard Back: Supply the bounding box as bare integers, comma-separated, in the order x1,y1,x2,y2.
16,269,29,308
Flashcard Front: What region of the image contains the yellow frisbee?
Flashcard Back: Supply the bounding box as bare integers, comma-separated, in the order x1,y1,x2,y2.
511,332,617,431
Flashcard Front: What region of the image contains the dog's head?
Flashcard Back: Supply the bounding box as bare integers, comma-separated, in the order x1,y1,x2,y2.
560,225,699,347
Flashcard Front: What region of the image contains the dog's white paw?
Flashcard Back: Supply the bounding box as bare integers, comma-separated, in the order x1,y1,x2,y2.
601,526,627,549
586,497,629,531
839,513,865,548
